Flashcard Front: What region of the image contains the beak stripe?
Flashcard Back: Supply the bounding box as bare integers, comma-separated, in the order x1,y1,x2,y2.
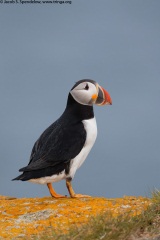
102,87,112,105
96,87,104,105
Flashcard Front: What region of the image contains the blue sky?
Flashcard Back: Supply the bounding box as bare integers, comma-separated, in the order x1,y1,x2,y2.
0,0,160,198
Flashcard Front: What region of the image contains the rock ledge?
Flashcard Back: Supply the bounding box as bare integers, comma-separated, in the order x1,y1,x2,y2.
0,195,151,239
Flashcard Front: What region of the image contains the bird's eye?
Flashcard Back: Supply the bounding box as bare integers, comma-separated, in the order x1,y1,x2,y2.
84,83,89,90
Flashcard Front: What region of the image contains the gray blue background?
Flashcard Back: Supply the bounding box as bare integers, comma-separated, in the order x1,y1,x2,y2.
0,0,160,198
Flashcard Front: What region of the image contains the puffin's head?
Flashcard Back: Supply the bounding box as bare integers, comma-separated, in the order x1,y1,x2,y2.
70,79,112,106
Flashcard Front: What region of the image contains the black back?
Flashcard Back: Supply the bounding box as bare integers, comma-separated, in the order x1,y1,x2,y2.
13,94,94,181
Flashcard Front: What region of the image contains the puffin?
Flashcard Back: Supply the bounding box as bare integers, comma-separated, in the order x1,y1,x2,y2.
13,79,112,198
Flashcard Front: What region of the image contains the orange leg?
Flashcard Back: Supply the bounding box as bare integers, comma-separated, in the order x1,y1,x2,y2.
66,179,91,198
47,183,67,198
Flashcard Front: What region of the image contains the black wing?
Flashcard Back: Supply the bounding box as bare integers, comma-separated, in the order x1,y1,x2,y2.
19,116,86,172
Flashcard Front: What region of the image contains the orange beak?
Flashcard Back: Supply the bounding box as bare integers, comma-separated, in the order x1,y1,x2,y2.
95,85,112,106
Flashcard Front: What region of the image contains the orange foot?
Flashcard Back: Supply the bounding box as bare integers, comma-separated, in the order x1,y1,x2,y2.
47,183,67,198
66,179,91,198
71,194,91,198
51,194,67,198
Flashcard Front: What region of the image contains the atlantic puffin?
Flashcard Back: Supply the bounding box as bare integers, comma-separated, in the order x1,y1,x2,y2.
13,79,112,198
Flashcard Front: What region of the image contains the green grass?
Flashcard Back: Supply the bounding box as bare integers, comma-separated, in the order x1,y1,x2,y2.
35,191,160,240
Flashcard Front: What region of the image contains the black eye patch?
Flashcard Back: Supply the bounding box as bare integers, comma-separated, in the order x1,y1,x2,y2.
84,83,89,90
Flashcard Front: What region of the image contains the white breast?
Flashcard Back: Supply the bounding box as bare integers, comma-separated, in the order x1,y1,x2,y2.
68,117,97,179
29,117,97,185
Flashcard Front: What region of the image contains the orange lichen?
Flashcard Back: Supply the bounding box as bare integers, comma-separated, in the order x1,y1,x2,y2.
0,195,151,239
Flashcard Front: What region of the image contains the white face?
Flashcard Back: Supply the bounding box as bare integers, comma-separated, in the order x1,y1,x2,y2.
70,81,98,106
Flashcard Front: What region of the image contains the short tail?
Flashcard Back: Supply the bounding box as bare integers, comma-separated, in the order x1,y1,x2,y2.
12,174,27,181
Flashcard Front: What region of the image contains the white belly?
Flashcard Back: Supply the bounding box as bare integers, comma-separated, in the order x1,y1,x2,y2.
29,117,97,184
68,117,97,179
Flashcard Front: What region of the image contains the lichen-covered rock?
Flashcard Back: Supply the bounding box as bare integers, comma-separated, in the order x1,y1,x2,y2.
0,195,151,239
